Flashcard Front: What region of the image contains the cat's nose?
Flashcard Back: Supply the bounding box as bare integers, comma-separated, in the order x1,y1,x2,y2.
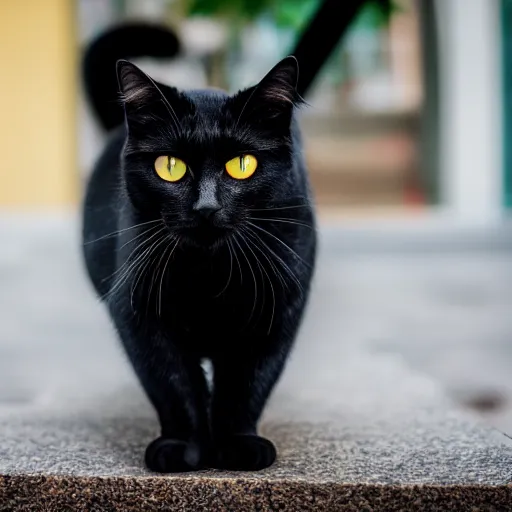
194,204,221,219
194,179,221,220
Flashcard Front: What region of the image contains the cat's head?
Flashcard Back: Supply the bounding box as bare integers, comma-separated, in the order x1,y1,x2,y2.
117,57,303,248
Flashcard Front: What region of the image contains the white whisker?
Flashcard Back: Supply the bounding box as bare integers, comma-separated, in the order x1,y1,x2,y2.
234,86,259,131
130,234,174,311
143,72,182,136
103,228,167,302
102,227,166,284
247,221,310,268
214,242,233,298
158,237,180,317
119,223,165,251
146,236,175,316
250,217,313,230
229,238,243,285
248,204,309,212
239,230,266,315
244,225,304,297
233,233,258,324
240,230,275,335
242,226,288,291
84,219,162,245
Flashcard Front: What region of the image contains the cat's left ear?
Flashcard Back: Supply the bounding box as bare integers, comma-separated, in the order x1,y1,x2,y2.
232,56,302,127
257,56,301,107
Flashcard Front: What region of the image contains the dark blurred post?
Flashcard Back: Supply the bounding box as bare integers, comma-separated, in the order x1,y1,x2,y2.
417,0,440,205
291,0,369,97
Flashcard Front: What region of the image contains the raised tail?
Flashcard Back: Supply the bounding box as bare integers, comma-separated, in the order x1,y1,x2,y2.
82,23,180,131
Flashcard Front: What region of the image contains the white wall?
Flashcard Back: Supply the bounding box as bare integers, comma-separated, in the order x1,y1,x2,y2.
435,0,503,225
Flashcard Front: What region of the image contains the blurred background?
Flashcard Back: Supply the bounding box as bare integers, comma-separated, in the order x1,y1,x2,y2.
0,0,511,434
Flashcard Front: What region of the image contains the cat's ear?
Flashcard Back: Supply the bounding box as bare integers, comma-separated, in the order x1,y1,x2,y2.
257,56,301,107
116,60,186,126
117,60,162,110
232,56,302,128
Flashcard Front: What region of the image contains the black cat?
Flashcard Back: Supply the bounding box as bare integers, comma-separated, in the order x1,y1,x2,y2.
82,24,317,472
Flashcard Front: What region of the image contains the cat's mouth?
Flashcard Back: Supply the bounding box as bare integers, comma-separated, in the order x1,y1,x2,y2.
176,224,232,250
161,213,235,250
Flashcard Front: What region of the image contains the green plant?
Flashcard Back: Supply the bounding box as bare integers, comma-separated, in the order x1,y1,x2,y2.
352,0,401,31
186,0,313,27
185,0,400,31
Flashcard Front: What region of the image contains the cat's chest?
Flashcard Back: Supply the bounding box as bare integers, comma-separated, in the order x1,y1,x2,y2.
154,260,280,341
165,269,257,325
132,244,294,345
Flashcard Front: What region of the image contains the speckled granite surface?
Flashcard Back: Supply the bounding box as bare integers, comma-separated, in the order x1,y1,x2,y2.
1,215,511,510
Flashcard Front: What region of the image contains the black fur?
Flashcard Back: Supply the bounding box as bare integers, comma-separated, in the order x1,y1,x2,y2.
82,26,316,473
83,23,180,130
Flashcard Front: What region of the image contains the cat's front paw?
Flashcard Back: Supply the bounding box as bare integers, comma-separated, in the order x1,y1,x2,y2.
145,437,202,473
213,434,276,471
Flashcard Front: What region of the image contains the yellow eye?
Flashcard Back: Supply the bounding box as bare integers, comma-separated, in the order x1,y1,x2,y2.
225,154,257,180
154,156,187,182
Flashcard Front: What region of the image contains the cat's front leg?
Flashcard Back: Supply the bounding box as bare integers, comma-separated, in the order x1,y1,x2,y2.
210,341,291,471
115,320,211,473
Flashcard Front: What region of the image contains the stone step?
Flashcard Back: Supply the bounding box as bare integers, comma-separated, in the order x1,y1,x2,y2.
1,352,510,510
0,216,511,511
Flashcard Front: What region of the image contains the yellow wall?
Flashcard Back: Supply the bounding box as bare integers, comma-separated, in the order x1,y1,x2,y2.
0,0,77,207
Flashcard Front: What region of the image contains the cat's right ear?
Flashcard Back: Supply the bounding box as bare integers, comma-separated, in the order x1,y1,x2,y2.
117,60,161,111
116,60,186,126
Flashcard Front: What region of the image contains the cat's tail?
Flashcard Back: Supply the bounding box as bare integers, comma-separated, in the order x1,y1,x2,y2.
83,23,180,131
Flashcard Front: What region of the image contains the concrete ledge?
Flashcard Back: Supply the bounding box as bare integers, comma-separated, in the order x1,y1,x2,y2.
2,476,512,511
0,215,511,510
1,347,511,510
